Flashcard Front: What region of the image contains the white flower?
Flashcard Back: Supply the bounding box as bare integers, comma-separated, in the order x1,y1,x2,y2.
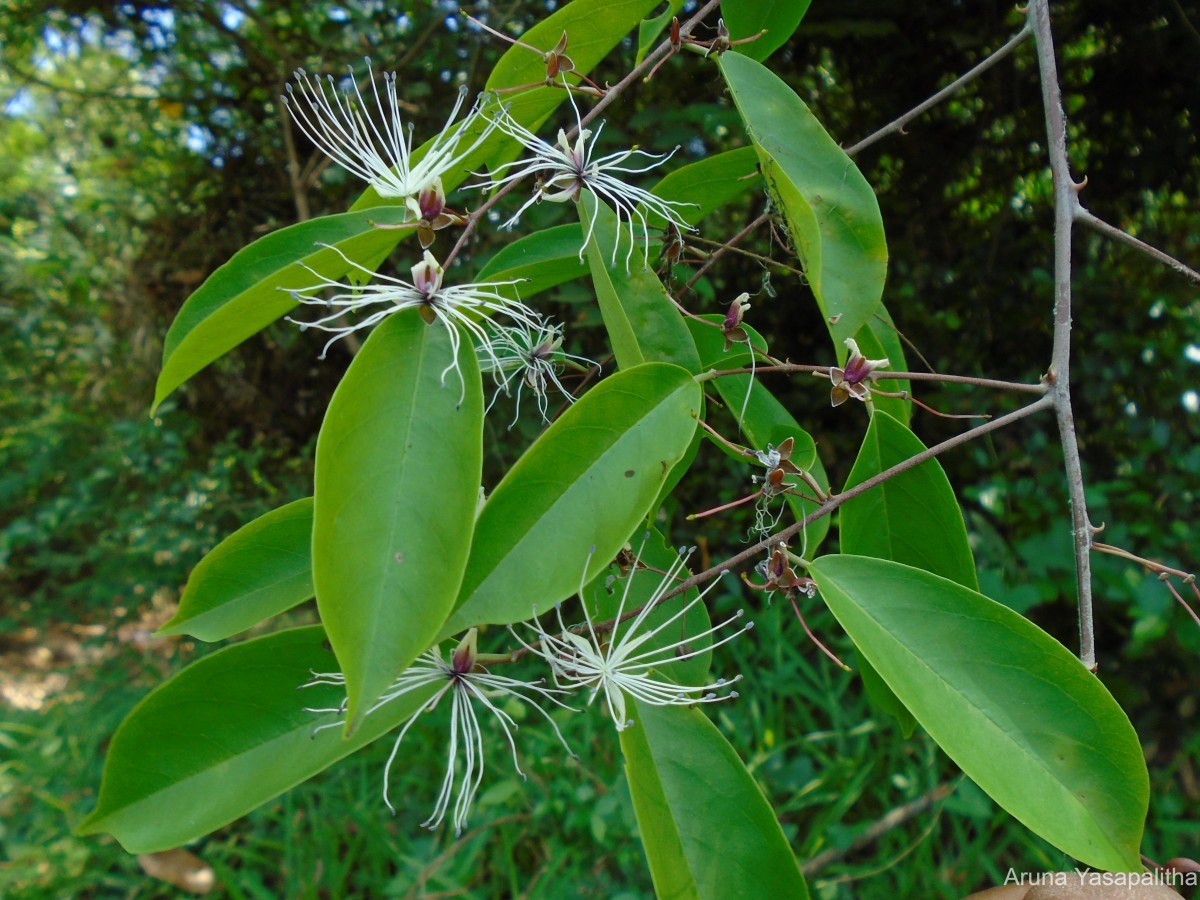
303,629,573,836
283,58,495,210
478,320,598,426
476,88,695,273
515,541,752,731
285,245,544,402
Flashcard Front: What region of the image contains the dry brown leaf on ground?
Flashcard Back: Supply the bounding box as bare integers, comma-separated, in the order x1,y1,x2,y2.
136,848,218,894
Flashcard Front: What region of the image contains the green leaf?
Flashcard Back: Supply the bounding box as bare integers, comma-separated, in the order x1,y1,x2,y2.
152,206,408,412
838,411,974,736
840,410,978,590
442,363,701,635
621,703,810,899
580,193,701,373
718,52,887,350
313,310,482,730
687,317,831,553
722,0,813,62
158,498,314,642
77,626,437,854
810,555,1149,871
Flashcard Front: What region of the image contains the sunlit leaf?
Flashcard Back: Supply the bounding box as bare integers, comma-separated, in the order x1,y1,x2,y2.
580,193,701,373
622,703,810,899
158,497,314,642
78,627,437,854
719,52,887,352
313,310,482,730
442,363,701,635
841,410,977,588
152,207,408,412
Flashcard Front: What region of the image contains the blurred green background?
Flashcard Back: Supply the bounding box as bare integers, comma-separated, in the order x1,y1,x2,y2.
1,1,1197,896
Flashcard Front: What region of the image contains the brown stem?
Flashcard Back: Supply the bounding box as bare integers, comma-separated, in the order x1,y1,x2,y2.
1093,543,1195,582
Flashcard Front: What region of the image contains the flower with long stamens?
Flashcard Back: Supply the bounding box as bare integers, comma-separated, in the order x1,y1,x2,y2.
476,84,695,273
515,541,752,731
284,245,544,402
302,629,574,836
829,337,890,406
477,319,598,426
283,59,496,210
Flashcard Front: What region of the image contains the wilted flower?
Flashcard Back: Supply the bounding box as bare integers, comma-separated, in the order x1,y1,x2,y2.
283,59,495,212
302,629,573,836
722,292,752,351
829,338,890,405
516,541,752,731
478,319,597,426
747,542,816,597
285,245,543,401
476,87,695,272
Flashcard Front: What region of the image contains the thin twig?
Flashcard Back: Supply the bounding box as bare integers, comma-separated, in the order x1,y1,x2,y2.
1093,543,1195,582
679,212,773,297
578,0,723,131
444,0,724,268
845,24,1032,158
1076,208,1200,285
685,233,807,278
699,364,1048,394
665,394,1056,601
1029,0,1097,671
801,781,958,875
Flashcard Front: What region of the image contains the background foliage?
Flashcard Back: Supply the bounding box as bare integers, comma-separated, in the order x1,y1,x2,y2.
2,0,1197,896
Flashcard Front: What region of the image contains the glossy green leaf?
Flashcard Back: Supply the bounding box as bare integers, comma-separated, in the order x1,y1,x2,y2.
722,0,813,62
839,411,975,735
77,626,437,854
688,317,831,552
719,52,887,350
152,206,408,412
810,555,1149,871
158,498,314,642
313,310,482,730
621,703,810,899
580,193,701,373
442,363,701,635
841,410,978,590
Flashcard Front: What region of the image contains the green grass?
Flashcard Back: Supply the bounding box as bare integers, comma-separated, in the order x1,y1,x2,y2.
3,582,1195,897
